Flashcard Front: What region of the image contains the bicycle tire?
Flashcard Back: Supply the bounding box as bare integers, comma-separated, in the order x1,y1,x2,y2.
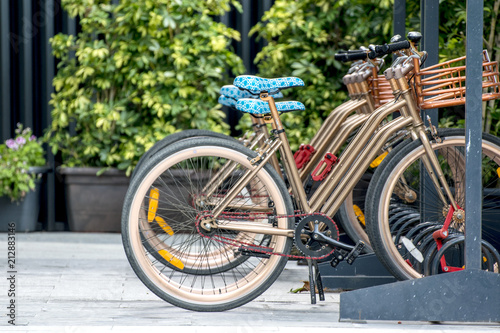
131,129,237,179
366,129,500,280
122,137,294,311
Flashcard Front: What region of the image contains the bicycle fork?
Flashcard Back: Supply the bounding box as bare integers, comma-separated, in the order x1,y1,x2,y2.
396,72,463,272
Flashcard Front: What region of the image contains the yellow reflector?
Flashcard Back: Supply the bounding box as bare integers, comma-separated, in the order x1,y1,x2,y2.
483,256,487,263
148,188,160,222
353,205,366,226
370,151,388,168
497,167,500,178
158,250,184,270
155,216,174,235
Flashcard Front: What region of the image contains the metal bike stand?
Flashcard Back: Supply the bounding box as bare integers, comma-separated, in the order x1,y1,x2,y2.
339,1,500,322
339,269,500,322
318,253,396,290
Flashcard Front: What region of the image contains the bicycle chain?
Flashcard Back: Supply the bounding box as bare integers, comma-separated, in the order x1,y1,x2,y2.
195,211,338,261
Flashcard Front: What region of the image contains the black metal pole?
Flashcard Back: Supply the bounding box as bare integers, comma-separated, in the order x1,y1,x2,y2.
258,0,272,52
0,1,11,141
241,0,252,73
464,0,484,270
19,0,33,128
41,0,56,231
420,0,439,222
393,0,406,38
420,0,439,121
262,0,272,12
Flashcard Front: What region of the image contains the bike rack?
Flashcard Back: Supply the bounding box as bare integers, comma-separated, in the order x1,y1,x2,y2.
340,270,500,322
339,1,500,322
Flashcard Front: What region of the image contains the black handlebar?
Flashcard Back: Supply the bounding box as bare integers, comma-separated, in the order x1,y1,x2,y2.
373,40,410,56
335,40,411,62
334,52,369,62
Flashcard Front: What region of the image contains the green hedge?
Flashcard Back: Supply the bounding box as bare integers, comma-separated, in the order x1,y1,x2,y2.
250,0,500,146
46,0,244,175
247,0,393,149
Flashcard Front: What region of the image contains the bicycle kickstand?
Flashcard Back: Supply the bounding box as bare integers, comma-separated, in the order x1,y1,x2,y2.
306,259,325,304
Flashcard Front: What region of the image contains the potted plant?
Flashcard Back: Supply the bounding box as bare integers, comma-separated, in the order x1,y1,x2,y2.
0,124,47,232
45,0,244,232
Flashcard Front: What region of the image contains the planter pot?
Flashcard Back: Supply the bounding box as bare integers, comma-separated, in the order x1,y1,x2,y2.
59,167,129,232
0,166,49,232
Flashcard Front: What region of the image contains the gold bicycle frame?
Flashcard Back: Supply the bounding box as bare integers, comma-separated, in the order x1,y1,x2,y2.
204,53,459,237
202,63,379,198
299,66,379,179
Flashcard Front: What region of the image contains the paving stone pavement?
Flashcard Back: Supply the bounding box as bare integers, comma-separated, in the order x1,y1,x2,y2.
1,232,499,333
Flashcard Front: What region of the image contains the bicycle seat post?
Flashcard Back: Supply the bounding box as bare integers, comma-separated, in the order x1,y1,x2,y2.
260,92,312,213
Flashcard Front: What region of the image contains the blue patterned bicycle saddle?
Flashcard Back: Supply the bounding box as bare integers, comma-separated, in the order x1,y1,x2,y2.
236,99,305,115
218,95,237,108
220,85,283,100
233,75,305,94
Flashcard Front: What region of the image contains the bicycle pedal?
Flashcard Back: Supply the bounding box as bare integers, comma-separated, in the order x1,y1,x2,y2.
346,241,365,265
329,249,348,268
237,246,271,259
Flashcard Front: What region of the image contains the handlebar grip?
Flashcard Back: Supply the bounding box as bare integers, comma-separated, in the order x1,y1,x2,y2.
373,40,411,57
334,51,368,62
386,40,411,52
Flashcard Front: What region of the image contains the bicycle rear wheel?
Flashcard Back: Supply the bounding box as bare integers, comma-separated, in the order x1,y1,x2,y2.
122,137,294,311
366,129,500,280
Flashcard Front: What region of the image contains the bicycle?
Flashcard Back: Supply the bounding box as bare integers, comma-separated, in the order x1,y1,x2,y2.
131,52,389,249
121,34,500,311
365,52,500,280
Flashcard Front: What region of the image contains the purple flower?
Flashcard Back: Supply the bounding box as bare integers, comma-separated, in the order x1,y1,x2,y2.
6,139,18,150
29,135,36,141
16,136,26,146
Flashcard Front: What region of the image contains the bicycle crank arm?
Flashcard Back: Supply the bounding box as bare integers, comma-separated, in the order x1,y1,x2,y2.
312,232,355,251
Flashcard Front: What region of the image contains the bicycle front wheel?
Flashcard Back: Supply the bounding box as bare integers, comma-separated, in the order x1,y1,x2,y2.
366,129,500,280
122,137,294,311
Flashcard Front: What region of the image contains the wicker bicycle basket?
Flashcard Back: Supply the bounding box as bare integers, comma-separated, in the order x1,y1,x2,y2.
414,50,500,110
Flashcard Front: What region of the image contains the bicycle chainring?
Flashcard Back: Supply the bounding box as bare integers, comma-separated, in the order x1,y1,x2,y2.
294,214,339,258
